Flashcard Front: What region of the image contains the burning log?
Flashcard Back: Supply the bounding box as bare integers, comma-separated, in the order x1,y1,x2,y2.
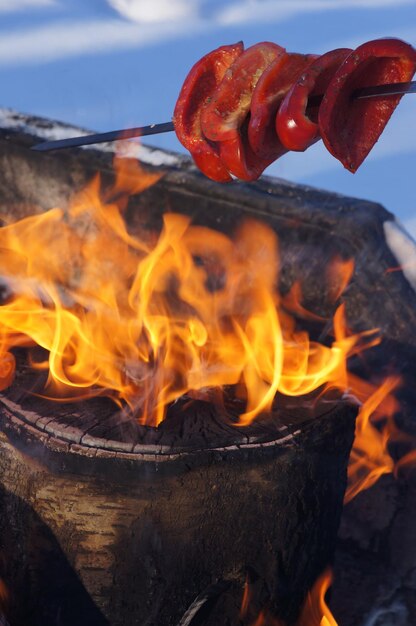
332,384,416,626
0,390,356,626
0,109,415,625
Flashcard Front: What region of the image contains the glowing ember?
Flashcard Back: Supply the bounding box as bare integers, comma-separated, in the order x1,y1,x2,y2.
0,157,374,426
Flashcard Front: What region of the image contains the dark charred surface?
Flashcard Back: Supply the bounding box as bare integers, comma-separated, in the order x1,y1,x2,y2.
0,367,353,484
331,374,416,626
0,349,347,457
332,471,416,626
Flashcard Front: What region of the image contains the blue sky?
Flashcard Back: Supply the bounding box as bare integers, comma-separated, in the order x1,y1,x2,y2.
0,0,415,235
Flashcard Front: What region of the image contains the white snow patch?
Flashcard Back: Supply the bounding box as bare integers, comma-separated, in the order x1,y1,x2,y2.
0,107,182,167
383,218,416,292
403,215,416,239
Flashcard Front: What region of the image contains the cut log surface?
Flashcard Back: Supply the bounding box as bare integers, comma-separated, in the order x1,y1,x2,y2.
0,354,347,467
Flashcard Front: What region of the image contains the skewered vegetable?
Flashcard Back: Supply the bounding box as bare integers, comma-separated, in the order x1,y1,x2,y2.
173,38,416,181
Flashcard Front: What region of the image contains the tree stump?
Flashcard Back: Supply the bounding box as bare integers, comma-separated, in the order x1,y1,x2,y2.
0,384,356,626
0,109,416,625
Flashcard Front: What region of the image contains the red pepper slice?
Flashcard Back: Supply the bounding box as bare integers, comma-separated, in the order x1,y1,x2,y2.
200,42,284,180
248,52,317,159
319,38,416,172
201,42,284,142
173,42,243,182
217,120,276,181
276,48,351,152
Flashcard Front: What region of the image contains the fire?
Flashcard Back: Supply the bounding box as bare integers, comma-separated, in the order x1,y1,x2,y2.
0,153,414,625
296,569,337,626
242,568,337,626
344,375,398,503
344,371,416,502
0,156,374,426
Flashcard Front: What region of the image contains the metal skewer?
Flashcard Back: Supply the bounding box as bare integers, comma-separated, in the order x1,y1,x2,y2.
31,81,416,152
32,121,175,152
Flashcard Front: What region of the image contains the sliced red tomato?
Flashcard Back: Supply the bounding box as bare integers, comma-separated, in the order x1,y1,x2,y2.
173,42,243,182
200,42,284,180
248,52,317,159
276,48,351,152
319,38,416,172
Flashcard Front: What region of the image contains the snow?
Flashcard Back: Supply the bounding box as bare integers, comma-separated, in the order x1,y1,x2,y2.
0,107,182,167
383,219,416,292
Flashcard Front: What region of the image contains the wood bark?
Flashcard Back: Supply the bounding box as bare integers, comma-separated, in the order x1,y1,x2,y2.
0,392,356,626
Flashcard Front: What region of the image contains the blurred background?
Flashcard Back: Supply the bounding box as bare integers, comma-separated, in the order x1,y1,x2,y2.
0,0,415,235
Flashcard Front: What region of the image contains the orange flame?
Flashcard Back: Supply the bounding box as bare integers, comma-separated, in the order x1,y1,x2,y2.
241,576,252,620
250,611,283,626
385,260,416,275
344,371,416,502
396,448,416,474
326,257,354,304
245,568,337,626
296,569,337,626
0,156,375,426
344,375,399,503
